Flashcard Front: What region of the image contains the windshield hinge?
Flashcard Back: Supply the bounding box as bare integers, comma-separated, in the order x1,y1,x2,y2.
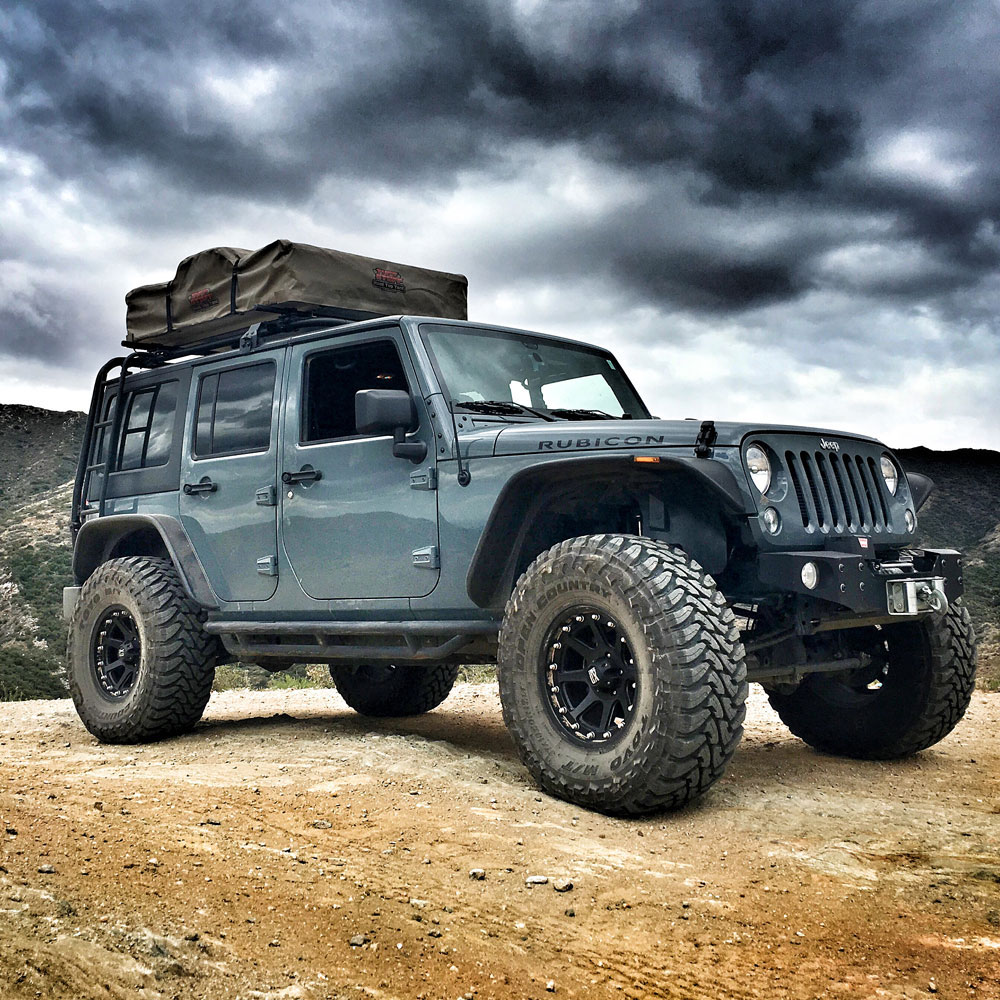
694,420,717,458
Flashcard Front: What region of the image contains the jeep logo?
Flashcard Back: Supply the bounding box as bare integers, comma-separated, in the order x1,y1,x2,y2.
820,438,840,452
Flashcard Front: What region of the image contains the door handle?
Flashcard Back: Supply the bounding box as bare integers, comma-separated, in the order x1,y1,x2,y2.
281,467,323,484
183,479,218,495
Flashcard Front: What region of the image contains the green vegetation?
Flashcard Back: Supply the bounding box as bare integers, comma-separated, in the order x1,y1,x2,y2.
0,645,66,701
5,540,74,649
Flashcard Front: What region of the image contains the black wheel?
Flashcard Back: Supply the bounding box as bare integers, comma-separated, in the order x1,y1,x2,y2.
67,557,218,743
330,662,459,717
767,602,977,759
498,534,747,815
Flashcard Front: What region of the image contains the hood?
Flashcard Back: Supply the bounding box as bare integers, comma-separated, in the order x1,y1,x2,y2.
487,419,882,458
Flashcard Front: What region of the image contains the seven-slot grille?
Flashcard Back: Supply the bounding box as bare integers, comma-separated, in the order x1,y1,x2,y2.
783,448,892,533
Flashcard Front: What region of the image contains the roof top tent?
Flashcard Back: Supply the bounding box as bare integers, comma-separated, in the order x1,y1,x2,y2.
124,239,468,353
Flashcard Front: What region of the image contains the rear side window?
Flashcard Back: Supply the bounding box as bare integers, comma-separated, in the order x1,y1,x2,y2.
302,340,410,443
194,362,275,458
117,381,179,471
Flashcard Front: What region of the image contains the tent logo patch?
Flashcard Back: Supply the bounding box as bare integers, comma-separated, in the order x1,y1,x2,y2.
188,288,219,311
372,267,405,293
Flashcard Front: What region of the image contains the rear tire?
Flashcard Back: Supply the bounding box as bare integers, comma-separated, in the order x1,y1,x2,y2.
330,662,459,717
498,534,747,815
767,602,977,758
67,557,217,743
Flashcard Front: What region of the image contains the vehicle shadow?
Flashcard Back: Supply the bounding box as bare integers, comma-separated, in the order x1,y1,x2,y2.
194,701,520,763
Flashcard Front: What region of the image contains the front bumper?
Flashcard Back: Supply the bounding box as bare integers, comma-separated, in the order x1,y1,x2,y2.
757,547,963,616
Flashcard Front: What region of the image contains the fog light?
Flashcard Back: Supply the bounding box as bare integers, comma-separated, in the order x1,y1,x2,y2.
761,507,780,534
801,561,819,590
904,509,916,532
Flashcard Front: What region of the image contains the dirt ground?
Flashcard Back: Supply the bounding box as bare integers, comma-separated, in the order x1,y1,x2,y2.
1,684,998,1000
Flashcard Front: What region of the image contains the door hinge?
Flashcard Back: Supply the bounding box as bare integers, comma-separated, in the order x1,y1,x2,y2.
256,555,279,577
409,467,438,491
411,545,440,570
255,485,277,506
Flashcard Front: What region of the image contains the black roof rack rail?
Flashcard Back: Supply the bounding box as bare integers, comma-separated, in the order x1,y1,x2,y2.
121,304,380,359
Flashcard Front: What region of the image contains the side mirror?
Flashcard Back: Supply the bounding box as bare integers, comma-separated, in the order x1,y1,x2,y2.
355,389,427,463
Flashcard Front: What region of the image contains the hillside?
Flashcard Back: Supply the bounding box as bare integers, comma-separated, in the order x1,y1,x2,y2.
0,405,996,698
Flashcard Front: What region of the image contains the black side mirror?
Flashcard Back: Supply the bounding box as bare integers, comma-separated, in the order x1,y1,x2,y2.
355,389,427,463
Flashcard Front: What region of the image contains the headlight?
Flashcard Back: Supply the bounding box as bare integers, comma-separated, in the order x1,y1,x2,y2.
746,443,771,494
880,454,898,495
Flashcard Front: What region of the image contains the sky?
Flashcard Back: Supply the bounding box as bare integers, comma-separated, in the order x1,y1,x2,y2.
1,0,998,450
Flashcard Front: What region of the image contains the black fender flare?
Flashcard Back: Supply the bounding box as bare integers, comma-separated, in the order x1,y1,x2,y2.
466,453,749,608
72,514,219,609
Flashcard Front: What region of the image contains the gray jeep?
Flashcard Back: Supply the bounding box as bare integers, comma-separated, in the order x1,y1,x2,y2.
65,252,977,815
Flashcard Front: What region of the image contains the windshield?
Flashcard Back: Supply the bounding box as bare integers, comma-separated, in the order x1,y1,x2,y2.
420,324,650,420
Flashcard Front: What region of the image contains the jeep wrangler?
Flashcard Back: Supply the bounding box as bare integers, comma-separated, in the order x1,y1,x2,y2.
64,244,977,815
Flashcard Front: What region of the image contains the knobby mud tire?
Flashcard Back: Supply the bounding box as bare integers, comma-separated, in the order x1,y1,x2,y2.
768,601,977,759
498,534,747,815
67,557,218,744
330,662,460,717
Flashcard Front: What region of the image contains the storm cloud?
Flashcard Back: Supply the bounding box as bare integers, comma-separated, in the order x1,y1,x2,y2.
0,0,998,446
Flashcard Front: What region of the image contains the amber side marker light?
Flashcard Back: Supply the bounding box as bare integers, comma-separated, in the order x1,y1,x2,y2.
633,456,660,463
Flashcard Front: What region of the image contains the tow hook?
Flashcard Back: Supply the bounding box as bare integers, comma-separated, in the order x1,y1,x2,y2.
917,583,947,614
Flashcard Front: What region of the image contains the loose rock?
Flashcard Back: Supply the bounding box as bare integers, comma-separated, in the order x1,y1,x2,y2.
553,879,573,893
469,869,486,880
526,875,548,886
349,934,370,947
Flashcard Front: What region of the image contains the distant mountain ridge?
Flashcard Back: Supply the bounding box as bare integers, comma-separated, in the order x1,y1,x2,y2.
0,405,995,698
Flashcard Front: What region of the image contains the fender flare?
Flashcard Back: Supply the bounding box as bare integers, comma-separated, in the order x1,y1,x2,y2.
73,514,219,609
466,453,748,608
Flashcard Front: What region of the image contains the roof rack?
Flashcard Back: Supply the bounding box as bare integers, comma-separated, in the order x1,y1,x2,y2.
120,306,371,360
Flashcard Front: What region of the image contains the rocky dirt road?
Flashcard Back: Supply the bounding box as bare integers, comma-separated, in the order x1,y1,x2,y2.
1,684,998,1000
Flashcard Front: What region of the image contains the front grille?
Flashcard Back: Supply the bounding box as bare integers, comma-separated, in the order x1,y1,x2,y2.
784,449,892,533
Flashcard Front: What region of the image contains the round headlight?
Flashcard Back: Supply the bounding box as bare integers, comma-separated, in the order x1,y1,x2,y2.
746,443,771,494
880,454,898,495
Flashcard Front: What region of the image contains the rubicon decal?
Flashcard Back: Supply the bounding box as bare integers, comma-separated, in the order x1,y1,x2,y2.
539,435,668,450
372,267,406,292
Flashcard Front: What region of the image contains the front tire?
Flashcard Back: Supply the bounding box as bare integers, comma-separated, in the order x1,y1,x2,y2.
767,602,977,758
498,534,747,815
67,557,218,743
330,662,459,717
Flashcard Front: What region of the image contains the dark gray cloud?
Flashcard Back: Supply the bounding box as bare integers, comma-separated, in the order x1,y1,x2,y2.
5,0,999,312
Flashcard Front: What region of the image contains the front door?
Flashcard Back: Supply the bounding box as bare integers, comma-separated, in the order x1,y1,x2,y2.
280,332,439,600
179,350,285,603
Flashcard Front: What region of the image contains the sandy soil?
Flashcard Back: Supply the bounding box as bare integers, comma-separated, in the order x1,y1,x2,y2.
1,684,998,1000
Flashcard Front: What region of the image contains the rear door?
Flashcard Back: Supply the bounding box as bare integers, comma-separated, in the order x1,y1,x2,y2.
279,331,439,600
179,350,285,603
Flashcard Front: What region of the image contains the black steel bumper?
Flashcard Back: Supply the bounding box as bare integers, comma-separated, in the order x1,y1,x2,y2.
757,547,964,616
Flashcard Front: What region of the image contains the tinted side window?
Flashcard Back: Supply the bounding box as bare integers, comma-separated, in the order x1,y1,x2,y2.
194,362,275,458
117,381,179,471
303,340,409,443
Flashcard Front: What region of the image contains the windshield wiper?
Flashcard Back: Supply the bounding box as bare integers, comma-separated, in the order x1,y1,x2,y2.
453,400,558,421
547,408,620,420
